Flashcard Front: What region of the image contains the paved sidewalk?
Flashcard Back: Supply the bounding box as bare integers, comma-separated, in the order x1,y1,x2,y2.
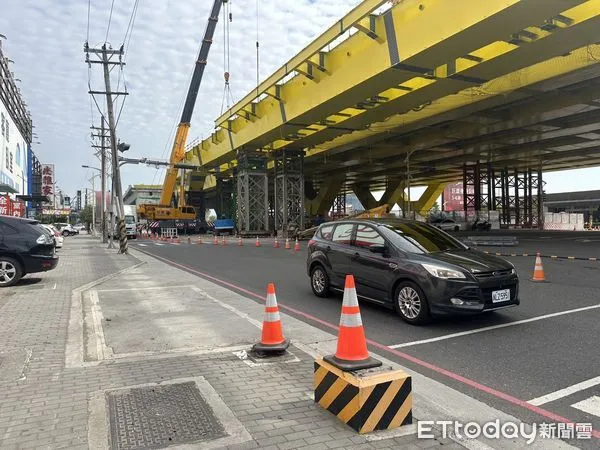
0,235,575,449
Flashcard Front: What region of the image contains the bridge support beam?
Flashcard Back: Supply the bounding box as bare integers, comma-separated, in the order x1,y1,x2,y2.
379,178,406,209
305,173,345,217
236,151,269,235
187,171,207,223
463,163,543,229
274,150,305,232
352,183,378,210
215,176,235,219
413,183,447,217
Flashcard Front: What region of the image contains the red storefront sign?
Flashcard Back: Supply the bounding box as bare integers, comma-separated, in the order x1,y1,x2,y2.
0,196,25,217
0,195,11,216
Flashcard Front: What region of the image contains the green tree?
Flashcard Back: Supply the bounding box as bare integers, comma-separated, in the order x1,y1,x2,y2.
79,205,94,232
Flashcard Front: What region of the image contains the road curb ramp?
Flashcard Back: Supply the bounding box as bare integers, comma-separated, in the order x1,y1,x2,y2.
315,275,412,434
251,283,289,356
532,252,547,282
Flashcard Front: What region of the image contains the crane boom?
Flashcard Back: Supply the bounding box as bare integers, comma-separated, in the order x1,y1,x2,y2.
159,0,224,206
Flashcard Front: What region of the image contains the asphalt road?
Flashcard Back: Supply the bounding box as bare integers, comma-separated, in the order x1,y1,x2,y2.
454,231,600,259
131,236,600,445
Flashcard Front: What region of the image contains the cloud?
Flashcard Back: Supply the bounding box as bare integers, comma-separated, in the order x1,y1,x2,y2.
3,0,598,198
0,0,362,197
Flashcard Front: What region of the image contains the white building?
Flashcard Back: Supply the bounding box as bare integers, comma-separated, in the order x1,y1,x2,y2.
0,41,32,199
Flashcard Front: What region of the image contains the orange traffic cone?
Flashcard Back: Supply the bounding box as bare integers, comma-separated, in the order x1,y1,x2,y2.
213,235,218,245
251,283,289,356
238,236,243,246
285,238,291,249
221,236,227,245
255,236,261,247
274,237,280,248
532,253,546,282
187,237,191,244
324,275,382,371
294,238,300,253
196,237,203,244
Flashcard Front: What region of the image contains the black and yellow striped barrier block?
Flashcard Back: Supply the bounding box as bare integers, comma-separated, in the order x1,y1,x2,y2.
313,358,412,434
483,251,598,261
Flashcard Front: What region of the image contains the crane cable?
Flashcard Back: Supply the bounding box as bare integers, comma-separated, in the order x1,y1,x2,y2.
220,0,234,114
256,0,260,96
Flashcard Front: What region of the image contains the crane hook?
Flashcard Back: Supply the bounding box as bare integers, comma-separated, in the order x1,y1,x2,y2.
224,71,230,83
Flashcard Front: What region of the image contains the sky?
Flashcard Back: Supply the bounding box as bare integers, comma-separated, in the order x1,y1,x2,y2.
1,0,599,202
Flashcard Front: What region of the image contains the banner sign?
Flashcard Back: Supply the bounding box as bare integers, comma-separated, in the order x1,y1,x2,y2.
41,164,55,199
0,195,25,217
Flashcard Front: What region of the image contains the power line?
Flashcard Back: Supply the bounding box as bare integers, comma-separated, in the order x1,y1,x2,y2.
123,0,140,57
105,0,116,43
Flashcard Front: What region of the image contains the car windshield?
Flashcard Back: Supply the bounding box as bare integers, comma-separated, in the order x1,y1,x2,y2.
382,221,467,253
125,215,136,224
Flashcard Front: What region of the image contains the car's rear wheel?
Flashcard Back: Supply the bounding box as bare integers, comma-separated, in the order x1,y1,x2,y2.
0,257,22,288
394,281,430,324
310,265,330,298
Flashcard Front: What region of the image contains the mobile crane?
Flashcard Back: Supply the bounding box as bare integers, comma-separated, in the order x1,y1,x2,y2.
137,0,225,222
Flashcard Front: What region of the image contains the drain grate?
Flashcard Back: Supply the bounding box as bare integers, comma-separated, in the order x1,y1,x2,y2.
107,381,226,449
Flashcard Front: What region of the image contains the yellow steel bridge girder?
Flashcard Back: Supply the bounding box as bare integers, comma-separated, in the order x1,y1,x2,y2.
307,41,600,165
189,0,590,168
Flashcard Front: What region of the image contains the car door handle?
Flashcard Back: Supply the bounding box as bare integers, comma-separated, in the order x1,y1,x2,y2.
388,262,398,270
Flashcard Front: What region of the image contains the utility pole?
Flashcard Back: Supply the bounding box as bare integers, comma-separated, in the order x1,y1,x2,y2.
91,119,108,243
90,175,96,237
85,42,129,253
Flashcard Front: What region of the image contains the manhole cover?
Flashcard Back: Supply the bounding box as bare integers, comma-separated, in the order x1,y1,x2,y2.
107,381,226,449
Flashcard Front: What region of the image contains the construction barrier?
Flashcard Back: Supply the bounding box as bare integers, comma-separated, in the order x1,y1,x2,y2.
251,283,289,356
532,253,547,282
314,275,412,434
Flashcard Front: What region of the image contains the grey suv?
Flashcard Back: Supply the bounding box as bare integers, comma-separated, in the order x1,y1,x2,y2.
306,218,519,324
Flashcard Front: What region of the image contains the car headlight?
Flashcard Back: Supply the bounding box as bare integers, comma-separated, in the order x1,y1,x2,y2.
421,263,466,279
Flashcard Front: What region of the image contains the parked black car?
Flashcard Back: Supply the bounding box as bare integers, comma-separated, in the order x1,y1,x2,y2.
306,218,519,324
0,216,59,287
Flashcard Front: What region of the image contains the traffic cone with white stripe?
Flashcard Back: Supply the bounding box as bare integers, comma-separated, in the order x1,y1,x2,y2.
274,237,280,248
285,238,291,249
221,236,227,245
213,235,218,245
294,238,300,253
532,252,546,282
251,283,289,356
238,236,243,246
255,236,261,247
324,274,382,371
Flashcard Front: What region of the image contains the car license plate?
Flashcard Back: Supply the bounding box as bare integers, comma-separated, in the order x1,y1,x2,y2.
492,289,510,303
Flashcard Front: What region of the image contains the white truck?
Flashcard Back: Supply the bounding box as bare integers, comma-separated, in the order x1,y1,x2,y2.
110,205,138,239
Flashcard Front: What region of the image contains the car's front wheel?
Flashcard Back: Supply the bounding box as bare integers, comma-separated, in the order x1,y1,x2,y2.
310,265,330,298
0,257,22,288
394,281,430,324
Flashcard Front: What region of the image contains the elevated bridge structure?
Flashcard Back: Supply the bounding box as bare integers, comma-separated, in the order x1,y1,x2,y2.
183,0,600,233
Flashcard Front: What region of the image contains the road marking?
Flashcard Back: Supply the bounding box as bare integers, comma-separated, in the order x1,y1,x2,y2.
138,243,147,247
571,396,600,418
388,304,600,349
131,247,600,439
527,378,600,406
